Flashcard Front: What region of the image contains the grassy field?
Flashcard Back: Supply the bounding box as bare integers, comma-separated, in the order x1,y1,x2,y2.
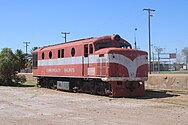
16,82,36,87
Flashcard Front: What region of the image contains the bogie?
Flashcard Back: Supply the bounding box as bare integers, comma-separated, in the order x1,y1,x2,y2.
37,77,112,96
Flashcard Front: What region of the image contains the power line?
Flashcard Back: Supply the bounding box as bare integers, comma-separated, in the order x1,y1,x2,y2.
61,32,70,43
23,42,30,55
143,8,155,74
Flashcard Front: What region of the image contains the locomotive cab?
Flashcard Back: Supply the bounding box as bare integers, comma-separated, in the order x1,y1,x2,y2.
94,34,132,51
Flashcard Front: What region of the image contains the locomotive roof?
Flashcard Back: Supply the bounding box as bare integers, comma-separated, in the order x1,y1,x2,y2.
33,35,131,52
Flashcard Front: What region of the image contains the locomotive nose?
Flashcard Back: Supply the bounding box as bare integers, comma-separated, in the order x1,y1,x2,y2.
107,49,148,79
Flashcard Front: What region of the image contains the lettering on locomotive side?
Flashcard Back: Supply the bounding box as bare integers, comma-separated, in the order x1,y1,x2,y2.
46,68,61,73
64,68,75,73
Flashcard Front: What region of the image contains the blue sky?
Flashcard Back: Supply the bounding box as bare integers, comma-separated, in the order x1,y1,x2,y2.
0,0,188,54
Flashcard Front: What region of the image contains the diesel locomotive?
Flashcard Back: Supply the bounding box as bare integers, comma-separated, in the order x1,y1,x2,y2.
32,34,148,97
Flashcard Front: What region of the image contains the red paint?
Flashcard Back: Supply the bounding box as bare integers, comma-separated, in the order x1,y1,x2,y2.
32,35,148,97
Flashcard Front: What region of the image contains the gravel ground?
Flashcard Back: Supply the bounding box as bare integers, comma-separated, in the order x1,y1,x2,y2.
0,86,188,125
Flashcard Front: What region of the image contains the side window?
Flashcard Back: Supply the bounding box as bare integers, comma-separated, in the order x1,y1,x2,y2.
42,52,45,59
32,53,38,68
58,50,61,58
89,44,93,54
49,51,52,59
61,49,64,58
84,44,88,57
71,48,75,57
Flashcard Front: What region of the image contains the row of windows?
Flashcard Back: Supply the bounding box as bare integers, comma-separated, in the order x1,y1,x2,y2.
42,49,66,59
41,44,93,59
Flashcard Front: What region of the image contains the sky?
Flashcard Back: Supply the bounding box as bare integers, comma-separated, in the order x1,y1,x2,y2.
0,0,188,55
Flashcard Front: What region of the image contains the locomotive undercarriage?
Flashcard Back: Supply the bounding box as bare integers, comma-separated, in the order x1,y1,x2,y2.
37,77,112,96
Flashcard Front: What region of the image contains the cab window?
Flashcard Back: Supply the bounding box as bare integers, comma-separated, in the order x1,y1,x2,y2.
95,40,113,51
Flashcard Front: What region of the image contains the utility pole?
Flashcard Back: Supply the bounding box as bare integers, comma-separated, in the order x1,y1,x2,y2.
23,42,30,55
134,28,137,49
61,32,70,43
143,8,155,74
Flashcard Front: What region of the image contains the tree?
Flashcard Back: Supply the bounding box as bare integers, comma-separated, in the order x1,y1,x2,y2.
0,48,17,85
182,47,188,64
14,47,39,72
14,49,26,71
0,48,26,85
30,47,39,53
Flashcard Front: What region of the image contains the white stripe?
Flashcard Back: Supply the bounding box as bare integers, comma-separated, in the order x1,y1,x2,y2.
38,56,83,66
101,77,148,82
38,54,147,78
38,55,104,66
108,54,148,78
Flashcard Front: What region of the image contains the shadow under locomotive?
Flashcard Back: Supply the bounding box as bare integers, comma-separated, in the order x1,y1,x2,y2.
136,89,179,99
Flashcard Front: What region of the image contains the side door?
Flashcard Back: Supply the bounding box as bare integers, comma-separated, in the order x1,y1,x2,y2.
83,44,89,76
83,44,94,77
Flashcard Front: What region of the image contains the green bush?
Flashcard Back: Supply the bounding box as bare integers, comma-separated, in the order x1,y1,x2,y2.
0,48,16,85
14,75,27,84
0,48,27,86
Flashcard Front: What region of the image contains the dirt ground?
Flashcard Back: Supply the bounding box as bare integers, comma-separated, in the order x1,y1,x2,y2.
146,74,188,90
0,86,188,125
